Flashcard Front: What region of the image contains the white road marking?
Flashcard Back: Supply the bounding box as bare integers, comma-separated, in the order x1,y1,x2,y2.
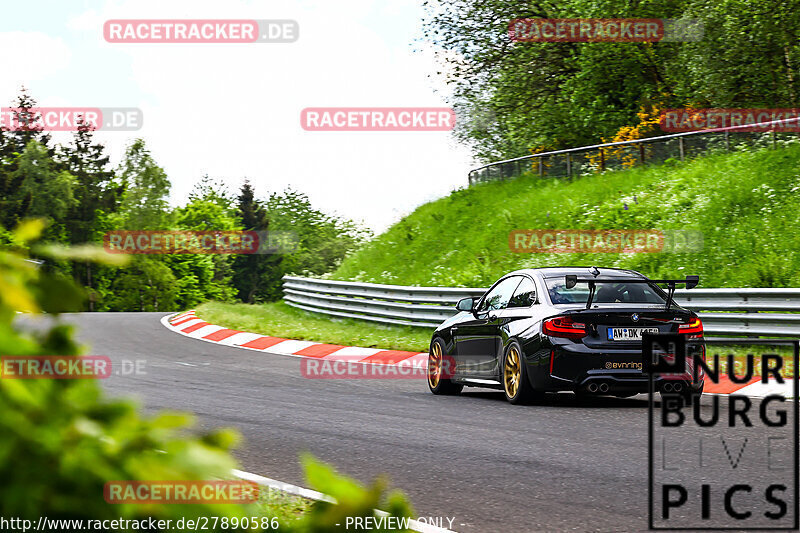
218,332,263,346
186,324,226,338
173,317,204,329
268,339,317,354
329,346,382,357
232,469,457,533
735,379,795,398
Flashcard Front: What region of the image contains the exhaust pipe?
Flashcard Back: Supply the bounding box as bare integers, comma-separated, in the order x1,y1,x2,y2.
663,382,674,392
598,383,609,393
673,382,683,392
587,383,599,393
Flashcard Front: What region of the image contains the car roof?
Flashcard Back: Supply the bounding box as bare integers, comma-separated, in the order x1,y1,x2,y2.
503,267,648,280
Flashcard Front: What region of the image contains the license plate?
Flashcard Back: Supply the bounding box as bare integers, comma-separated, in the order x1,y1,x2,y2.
607,327,659,341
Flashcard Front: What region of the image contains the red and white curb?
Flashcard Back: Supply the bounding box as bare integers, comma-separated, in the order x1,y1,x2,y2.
162,310,428,373
703,376,794,397
162,310,794,396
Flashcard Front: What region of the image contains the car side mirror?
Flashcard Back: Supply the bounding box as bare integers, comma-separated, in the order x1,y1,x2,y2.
456,297,474,312
565,275,577,289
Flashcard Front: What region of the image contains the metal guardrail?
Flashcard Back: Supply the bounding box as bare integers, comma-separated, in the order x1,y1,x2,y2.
283,276,485,328
468,115,800,185
283,276,800,338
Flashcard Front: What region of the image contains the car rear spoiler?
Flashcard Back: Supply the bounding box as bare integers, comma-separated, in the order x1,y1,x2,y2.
564,275,699,310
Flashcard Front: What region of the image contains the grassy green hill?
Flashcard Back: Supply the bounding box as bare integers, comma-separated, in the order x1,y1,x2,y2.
332,144,800,288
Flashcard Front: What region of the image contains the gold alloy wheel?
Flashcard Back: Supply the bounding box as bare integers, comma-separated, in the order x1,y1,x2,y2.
428,342,442,388
504,346,521,398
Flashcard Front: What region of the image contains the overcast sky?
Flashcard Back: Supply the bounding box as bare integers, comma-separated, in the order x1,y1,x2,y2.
0,0,476,232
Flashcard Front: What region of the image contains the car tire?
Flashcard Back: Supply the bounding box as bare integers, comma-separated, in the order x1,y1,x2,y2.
427,337,463,395
502,341,543,405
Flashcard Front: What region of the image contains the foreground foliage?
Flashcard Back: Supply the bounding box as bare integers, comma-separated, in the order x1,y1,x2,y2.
0,222,413,531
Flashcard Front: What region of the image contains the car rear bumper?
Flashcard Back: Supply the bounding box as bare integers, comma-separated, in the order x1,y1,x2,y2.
577,372,703,394
531,341,705,394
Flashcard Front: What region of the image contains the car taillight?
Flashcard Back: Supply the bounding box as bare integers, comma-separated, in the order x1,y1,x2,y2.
678,317,703,338
542,316,587,339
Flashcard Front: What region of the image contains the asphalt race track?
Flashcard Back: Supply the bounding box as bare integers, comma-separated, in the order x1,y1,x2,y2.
41,312,791,533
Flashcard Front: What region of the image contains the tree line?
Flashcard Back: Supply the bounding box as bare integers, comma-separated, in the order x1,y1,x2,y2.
424,0,800,160
0,90,370,311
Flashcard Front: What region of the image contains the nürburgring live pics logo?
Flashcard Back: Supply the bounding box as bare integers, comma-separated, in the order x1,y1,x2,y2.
644,334,799,530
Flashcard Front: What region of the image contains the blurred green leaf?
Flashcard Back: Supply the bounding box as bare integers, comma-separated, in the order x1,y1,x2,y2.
33,244,130,266
30,274,86,314
12,218,47,243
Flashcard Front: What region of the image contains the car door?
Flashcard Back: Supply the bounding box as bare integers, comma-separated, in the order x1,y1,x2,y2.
493,276,545,378
454,276,522,376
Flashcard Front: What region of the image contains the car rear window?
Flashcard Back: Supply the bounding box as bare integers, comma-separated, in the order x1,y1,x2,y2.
545,279,665,305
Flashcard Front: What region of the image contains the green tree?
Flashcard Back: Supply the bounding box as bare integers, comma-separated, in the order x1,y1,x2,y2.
1,88,53,158
116,138,171,230
168,178,241,308
673,0,800,107
189,174,235,209
265,188,370,279
61,121,123,309
95,139,172,311
105,255,178,311
232,180,283,303
10,140,76,241
423,0,800,160
0,89,56,230
62,121,120,241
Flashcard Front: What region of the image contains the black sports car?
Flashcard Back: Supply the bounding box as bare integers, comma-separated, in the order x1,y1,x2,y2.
427,266,705,404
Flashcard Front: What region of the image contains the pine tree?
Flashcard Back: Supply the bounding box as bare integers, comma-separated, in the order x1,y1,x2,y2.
237,180,266,230
3,87,52,155
61,119,123,309
0,89,55,229
232,180,283,303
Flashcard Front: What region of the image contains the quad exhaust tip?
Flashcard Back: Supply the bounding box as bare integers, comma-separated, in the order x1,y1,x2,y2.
598,383,609,393
587,383,599,393
673,382,683,392
662,382,674,392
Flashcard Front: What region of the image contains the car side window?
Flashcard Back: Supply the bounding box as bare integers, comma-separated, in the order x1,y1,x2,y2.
478,276,522,312
507,277,537,308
